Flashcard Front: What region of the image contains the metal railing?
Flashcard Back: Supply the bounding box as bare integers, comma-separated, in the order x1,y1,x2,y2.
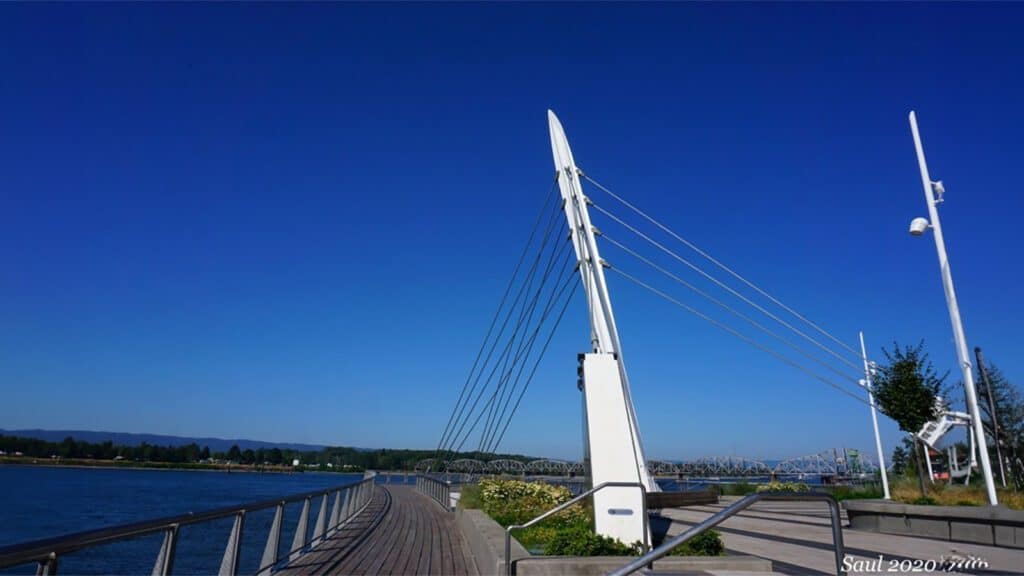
0,474,376,576
415,473,453,511
608,491,846,576
505,481,648,576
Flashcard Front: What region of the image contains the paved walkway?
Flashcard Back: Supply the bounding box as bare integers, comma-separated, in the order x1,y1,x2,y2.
661,497,1023,575
278,485,478,576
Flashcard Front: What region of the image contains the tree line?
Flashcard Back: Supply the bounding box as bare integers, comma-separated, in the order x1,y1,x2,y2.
0,434,530,471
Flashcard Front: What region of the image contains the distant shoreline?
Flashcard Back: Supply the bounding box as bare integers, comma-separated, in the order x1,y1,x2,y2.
0,456,361,475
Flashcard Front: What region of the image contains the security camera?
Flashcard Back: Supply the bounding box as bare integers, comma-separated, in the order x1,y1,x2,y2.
909,217,930,236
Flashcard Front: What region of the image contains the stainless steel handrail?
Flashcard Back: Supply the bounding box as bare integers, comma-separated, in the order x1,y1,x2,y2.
505,481,648,576
0,474,377,576
607,491,846,576
415,473,452,511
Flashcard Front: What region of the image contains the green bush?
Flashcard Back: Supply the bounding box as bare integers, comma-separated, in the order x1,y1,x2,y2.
912,496,937,505
717,482,756,496
829,485,884,501
667,530,725,556
756,481,810,493
544,524,641,556
458,484,482,509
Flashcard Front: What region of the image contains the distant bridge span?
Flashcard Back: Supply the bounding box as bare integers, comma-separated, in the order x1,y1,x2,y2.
419,449,879,478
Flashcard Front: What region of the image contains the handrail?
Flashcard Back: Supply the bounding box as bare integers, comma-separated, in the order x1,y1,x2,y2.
607,491,846,576
415,473,453,511
0,474,377,576
505,481,648,576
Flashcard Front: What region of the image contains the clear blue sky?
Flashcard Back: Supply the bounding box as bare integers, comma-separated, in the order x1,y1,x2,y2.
2,3,1022,461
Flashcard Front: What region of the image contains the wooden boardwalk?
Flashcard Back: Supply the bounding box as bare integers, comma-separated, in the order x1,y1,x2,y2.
278,485,479,576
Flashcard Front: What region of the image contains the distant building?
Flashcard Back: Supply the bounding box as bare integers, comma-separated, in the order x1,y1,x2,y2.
292,458,300,467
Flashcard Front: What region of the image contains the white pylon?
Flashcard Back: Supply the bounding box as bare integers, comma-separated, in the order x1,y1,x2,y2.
548,110,654,546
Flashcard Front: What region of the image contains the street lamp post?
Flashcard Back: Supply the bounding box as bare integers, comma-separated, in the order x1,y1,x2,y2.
907,111,998,505
859,331,890,499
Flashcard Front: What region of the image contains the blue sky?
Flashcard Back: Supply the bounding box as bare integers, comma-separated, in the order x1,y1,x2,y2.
2,3,1022,461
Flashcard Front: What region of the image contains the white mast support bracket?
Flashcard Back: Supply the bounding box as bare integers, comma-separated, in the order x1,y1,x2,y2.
548,110,655,546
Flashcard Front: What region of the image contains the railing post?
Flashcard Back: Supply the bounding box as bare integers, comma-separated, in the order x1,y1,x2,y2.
826,498,846,576
35,553,57,576
151,525,178,576
310,493,329,547
218,513,245,576
257,503,284,576
288,498,310,561
329,490,342,532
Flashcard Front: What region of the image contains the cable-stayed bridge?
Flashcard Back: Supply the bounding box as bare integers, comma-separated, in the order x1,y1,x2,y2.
432,111,891,544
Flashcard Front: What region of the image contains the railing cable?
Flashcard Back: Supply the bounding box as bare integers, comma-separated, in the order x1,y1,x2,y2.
591,201,863,373
607,265,877,409
602,233,861,385
437,189,564,460
485,264,580,453
582,172,863,360
450,267,579,457
440,210,569,461
434,181,558,460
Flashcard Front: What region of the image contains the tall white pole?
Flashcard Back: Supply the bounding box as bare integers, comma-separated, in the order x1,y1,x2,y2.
859,331,890,499
908,111,998,505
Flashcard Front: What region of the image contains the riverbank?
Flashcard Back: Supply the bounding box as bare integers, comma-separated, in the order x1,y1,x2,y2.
0,455,324,474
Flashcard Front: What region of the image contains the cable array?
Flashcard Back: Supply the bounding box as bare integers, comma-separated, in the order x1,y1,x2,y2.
580,171,877,411
435,183,579,464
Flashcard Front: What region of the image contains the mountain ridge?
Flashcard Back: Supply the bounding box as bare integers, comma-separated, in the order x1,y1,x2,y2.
0,429,350,453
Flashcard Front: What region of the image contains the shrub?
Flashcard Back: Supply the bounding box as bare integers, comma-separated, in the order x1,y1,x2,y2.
458,484,482,509
544,524,640,556
756,481,810,493
717,482,756,496
667,530,725,556
829,485,884,501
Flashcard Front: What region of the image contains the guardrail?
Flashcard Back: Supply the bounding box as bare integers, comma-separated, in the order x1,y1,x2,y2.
505,481,649,576
0,474,376,576
607,491,846,576
415,473,453,511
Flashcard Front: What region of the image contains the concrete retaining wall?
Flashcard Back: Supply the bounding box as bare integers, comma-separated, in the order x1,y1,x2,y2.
843,499,1024,549
454,506,772,575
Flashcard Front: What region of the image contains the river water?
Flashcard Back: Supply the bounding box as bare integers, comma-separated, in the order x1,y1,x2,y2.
0,465,379,575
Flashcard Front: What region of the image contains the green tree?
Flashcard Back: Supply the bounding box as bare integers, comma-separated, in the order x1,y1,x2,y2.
974,359,1024,488
890,441,910,476
227,444,242,463
873,341,946,497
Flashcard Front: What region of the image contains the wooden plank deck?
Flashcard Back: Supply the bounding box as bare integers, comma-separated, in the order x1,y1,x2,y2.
278,485,479,576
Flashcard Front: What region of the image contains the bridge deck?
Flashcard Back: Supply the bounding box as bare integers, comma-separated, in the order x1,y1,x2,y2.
278,485,478,576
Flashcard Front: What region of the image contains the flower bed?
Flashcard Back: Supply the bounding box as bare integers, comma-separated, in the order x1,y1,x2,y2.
461,478,723,556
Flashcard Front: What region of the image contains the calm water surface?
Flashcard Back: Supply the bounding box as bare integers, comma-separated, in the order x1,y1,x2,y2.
0,465,407,575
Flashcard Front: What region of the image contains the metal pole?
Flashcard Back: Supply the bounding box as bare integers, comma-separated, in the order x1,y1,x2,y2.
909,111,997,505
975,347,1007,487
859,332,890,499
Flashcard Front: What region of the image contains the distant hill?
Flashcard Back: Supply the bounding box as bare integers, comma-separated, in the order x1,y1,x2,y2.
0,429,330,453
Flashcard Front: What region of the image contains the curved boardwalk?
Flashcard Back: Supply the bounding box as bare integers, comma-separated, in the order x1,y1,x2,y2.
278,485,478,576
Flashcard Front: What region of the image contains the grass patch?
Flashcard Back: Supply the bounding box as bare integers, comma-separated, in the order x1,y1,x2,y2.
716,482,756,496
889,479,1024,509
457,484,482,509
827,484,885,501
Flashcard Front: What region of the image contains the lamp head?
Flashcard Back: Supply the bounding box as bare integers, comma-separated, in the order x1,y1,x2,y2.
909,217,930,236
